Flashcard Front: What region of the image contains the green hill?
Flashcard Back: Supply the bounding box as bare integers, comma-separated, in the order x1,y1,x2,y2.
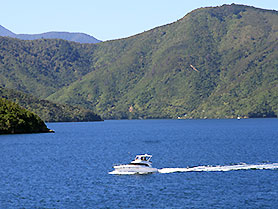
0,38,96,98
0,98,51,134
0,87,102,122
1,4,278,119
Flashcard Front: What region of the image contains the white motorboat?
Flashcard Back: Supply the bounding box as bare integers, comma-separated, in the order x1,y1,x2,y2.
109,154,158,174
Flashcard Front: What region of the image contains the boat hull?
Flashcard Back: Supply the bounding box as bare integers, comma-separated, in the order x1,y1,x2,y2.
110,164,158,174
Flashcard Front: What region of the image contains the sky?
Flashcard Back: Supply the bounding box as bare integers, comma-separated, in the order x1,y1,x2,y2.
1,0,278,41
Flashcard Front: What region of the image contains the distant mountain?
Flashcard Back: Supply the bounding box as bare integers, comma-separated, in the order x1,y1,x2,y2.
0,25,101,43
0,25,14,37
1,4,278,119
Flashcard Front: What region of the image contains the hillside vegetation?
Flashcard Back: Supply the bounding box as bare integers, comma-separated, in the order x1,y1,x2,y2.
1,4,278,119
0,98,50,134
0,87,102,122
0,38,96,98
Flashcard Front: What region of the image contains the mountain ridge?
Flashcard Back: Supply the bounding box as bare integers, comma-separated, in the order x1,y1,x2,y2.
46,4,278,119
0,25,101,43
1,4,278,119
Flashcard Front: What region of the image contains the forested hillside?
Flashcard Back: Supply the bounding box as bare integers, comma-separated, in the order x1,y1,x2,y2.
0,87,102,122
1,4,278,119
0,98,51,134
0,38,97,98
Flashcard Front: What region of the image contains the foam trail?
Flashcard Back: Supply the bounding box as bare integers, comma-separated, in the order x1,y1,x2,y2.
158,163,278,173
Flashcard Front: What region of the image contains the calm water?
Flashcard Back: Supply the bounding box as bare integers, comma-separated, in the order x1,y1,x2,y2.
0,119,278,208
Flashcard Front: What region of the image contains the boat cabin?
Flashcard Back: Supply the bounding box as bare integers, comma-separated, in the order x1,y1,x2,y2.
129,154,153,167
134,154,152,162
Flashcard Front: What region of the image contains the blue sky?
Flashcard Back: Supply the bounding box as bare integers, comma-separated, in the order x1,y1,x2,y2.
1,0,278,41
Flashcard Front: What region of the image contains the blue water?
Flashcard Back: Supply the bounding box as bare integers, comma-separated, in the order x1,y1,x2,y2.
0,119,278,208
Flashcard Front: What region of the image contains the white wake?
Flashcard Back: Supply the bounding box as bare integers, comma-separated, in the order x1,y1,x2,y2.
109,163,278,175
158,163,278,174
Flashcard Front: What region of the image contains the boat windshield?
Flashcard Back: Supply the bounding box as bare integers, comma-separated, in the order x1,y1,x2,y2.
135,155,152,161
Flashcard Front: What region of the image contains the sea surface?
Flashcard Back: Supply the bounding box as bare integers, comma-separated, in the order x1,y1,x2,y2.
0,119,278,208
